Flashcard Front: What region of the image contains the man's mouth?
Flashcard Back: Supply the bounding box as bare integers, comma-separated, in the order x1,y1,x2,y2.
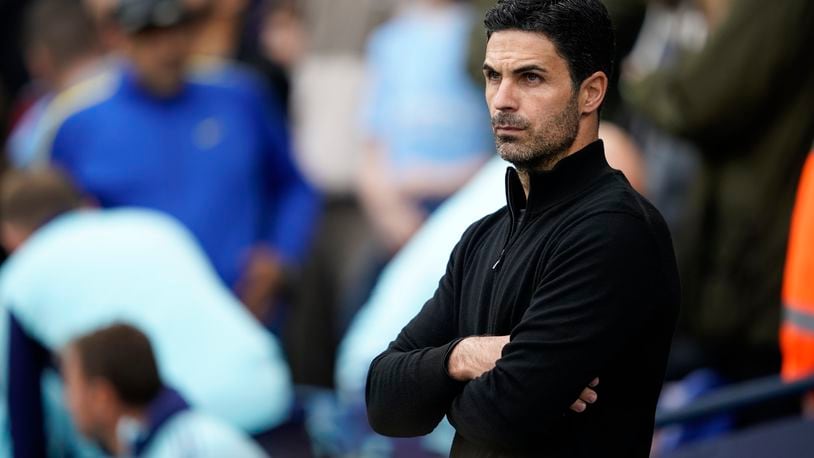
495,126,525,132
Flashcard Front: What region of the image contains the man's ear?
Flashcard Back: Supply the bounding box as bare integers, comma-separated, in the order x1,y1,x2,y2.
579,71,608,116
89,377,120,411
1,222,30,253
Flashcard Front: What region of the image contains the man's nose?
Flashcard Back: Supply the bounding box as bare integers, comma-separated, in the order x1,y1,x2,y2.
492,80,520,113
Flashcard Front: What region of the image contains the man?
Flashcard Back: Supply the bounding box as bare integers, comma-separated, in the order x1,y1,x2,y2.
0,169,292,456
62,323,267,456
38,0,318,318
339,123,645,456
365,1,680,456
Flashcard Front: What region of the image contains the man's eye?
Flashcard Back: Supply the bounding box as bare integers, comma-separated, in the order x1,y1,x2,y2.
525,73,541,83
486,71,501,81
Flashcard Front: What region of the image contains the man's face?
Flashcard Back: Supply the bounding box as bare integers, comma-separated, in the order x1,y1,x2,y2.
124,24,194,96
62,347,108,442
483,30,582,171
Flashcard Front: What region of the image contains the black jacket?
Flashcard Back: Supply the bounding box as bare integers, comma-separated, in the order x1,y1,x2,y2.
366,140,680,457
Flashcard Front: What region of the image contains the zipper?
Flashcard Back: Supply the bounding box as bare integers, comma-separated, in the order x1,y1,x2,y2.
492,249,506,270
492,203,518,271
491,209,527,272
487,210,529,332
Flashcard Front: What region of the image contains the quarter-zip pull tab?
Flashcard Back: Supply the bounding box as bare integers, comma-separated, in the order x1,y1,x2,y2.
492,249,506,270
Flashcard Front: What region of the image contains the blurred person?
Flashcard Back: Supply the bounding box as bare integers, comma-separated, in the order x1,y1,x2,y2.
599,121,646,192
6,0,104,169
243,0,306,114
357,0,494,253
273,0,398,388
62,324,267,457
620,0,707,239
366,1,680,456
781,149,814,415
622,0,814,387
187,0,293,106
289,0,396,195
347,0,494,384
36,0,318,320
0,168,292,457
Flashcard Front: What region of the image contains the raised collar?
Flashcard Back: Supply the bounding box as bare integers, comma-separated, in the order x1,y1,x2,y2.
132,387,190,455
504,139,610,217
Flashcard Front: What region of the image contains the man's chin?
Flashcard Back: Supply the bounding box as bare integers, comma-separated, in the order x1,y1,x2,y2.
496,144,531,165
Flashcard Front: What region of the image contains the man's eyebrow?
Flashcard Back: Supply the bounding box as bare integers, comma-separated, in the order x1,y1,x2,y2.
481,63,549,74
512,65,547,75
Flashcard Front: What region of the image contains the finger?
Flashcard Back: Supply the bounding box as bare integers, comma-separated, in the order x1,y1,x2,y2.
589,377,599,387
570,400,587,413
579,387,597,404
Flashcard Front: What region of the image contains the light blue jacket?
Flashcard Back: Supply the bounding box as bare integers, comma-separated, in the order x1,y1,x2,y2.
0,209,292,456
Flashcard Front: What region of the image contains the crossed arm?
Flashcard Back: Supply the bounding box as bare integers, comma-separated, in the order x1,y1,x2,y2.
447,335,599,413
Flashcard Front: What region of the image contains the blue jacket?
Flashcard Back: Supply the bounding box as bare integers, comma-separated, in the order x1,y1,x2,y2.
44,61,318,286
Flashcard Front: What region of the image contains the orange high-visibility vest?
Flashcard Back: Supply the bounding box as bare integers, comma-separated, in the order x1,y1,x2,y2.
781,151,814,380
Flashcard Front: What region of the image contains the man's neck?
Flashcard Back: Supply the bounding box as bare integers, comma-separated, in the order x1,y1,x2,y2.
516,134,599,198
134,75,184,99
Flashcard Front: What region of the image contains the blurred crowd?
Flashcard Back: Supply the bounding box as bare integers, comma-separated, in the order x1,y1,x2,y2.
0,0,812,456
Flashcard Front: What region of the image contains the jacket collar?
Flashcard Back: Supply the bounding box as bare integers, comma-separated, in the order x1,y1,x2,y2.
132,387,190,455
504,139,610,217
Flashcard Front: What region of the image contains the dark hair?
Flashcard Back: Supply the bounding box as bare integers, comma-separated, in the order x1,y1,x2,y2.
24,0,98,69
484,0,615,87
70,324,163,407
0,168,84,231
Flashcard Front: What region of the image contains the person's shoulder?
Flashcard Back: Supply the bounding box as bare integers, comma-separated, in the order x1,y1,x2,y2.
583,170,671,235
0,212,91,298
103,208,206,251
547,172,675,264
186,56,285,123
187,56,275,101
104,207,184,229
149,410,266,458
47,64,122,130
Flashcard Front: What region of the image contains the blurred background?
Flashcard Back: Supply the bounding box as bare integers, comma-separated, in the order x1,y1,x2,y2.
0,0,813,456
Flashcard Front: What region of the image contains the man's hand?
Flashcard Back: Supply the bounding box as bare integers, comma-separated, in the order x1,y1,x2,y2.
235,245,284,320
448,335,510,382
447,336,599,413
570,378,599,412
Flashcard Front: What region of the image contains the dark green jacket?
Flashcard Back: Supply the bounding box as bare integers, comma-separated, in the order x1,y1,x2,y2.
623,0,814,353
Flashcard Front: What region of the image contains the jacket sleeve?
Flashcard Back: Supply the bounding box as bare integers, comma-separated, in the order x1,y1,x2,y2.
365,237,468,437
255,84,321,266
621,0,814,151
447,212,676,449
8,312,49,458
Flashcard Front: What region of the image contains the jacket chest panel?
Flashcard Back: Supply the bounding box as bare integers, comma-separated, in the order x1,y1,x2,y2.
459,219,551,336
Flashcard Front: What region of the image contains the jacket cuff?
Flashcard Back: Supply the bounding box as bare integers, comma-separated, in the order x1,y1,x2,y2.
441,337,467,384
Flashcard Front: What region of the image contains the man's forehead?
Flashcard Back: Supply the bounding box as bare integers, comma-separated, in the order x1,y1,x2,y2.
484,30,563,69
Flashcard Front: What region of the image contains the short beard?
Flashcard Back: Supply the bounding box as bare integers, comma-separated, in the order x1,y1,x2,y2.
493,91,580,173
